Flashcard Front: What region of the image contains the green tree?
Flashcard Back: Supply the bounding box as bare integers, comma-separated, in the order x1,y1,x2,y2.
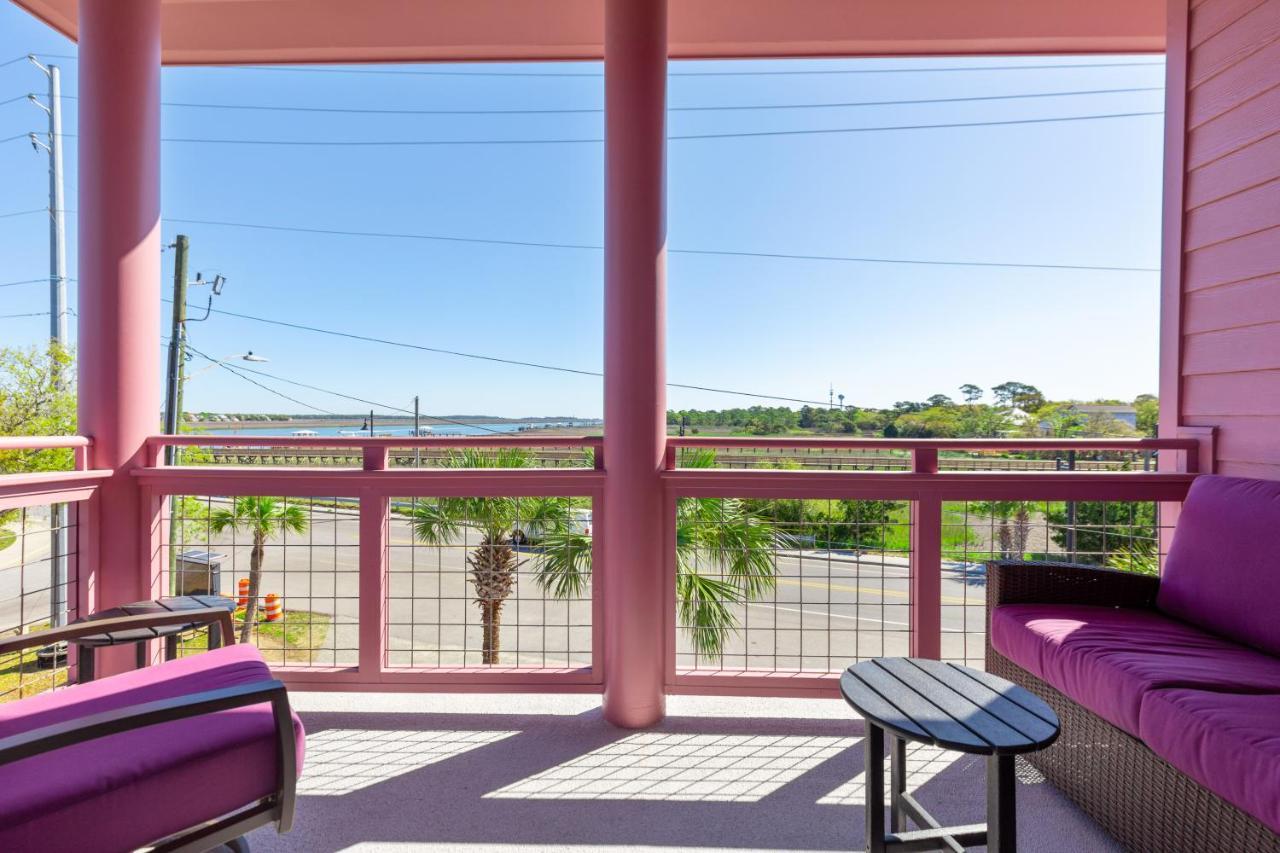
210,497,309,642
973,501,1034,559
1133,394,1159,437
411,448,791,663
960,384,983,403
991,381,1045,412
0,344,76,473
1046,501,1156,567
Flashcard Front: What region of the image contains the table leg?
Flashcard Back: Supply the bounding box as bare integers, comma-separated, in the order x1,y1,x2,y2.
136,642,148,669
865,723,886,853
889,733,907,832
987,754,1016,853
208,620,222,651
165,635,179,661
78,647,95,683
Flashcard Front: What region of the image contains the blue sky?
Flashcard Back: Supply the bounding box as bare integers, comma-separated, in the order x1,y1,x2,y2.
0,4,1165,419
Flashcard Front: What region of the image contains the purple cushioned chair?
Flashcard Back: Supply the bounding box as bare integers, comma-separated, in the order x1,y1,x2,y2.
0,607,303,853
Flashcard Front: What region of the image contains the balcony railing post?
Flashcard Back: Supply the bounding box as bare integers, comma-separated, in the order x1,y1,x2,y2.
910,448,942,659
358,446,389,677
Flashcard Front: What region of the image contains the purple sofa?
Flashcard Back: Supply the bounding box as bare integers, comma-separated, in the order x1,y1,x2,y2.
0,608,304,853
987,474,1280,852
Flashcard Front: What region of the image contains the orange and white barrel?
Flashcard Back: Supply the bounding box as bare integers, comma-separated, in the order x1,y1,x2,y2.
237,577,250,608
263,593,282,622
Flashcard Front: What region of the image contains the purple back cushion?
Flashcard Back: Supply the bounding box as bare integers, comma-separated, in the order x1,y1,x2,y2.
1158,475,1280,656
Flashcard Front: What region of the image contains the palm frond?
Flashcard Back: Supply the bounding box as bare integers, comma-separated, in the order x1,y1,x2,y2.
676,569,742,659
411,500,463,545
533,529,593,598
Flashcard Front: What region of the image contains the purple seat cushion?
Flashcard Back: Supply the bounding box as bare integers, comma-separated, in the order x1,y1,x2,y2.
0,644,305,853
991,604,1280,735
1140,688,1280,833
1158,474,1280,656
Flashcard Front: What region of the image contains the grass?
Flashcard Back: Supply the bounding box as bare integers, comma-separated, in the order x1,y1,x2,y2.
0,527,14,552
178,608,332,665
0,622,67,703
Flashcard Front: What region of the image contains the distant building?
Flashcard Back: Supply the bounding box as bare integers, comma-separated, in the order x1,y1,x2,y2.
1071,404,1138,429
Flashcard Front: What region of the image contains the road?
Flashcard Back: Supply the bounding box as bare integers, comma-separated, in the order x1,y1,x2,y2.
2,504,989,670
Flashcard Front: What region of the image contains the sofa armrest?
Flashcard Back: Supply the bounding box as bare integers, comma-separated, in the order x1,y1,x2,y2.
986,560,1160,610
0,679,298,831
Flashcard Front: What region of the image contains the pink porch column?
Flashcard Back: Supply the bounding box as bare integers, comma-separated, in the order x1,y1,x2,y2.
601,0,668,727
77,0,163,672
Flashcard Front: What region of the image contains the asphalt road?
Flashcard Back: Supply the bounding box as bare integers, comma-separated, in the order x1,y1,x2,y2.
1,504,988,670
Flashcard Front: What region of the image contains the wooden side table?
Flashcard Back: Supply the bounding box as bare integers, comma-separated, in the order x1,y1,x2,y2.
841,657,1061,852
69,595,236,682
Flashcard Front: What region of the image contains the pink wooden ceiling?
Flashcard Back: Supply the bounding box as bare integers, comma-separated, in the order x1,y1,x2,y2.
13,0,1164,65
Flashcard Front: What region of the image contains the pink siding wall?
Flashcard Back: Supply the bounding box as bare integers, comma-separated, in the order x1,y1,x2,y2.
1170,0,1280,477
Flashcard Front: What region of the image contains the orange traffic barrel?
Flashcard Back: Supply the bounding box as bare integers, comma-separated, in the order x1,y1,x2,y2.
237,577,250,608
264,593,282,622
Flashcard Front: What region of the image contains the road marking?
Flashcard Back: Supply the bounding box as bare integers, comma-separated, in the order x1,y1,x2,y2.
774,576,971,605
747,602,912,628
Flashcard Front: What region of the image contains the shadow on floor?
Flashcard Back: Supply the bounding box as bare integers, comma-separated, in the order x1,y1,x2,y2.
249,707,1118,852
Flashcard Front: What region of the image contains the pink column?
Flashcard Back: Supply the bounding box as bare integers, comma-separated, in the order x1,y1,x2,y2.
601,0,668,727
77,0,163,671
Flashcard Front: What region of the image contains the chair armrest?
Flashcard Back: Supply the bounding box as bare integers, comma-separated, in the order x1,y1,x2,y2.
0,607,235,656
0,679,298,832
986,560,1160,610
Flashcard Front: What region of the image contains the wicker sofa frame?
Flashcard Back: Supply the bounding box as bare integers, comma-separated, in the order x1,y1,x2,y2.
985,560,1280,853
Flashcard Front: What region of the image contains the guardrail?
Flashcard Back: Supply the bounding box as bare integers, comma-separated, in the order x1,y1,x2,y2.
0,432,1210,699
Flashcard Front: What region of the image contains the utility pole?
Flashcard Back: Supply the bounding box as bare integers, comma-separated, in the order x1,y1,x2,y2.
413,396,421,468
30,57,69,628
163,236,190,466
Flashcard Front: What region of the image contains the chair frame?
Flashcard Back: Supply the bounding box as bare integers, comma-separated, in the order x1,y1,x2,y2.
0,608,298,853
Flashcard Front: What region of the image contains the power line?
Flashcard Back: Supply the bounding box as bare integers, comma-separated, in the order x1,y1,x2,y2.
184,343,338,415
0,209,45,220
164,217,1157,272
185,339,510,431
52,85,1162,116
166,298,837,407
0,278,47,288
57,109,1161,148
0,311,47,319
171,59,1165,79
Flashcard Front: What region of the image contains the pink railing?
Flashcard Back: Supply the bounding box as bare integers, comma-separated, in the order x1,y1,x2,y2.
1,432,1209,698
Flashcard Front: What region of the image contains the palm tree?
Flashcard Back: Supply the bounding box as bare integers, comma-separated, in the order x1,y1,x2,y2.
411,447,790,665
210,496,308,643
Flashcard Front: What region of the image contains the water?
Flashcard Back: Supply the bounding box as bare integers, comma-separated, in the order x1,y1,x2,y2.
202,421,598,437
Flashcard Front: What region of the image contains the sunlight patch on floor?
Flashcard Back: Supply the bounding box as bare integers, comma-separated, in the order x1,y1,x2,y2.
486,732,854,802
300,729,518,795
818,742,963,805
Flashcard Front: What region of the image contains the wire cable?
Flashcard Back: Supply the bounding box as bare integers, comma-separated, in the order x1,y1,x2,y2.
164,217,1158,272
58,110,1161,148
166,298,838,407
54,85,1163,116
185,340,511,431
186,60,1166,79
0,278,47,289
0,312,47,319
0,209,46,221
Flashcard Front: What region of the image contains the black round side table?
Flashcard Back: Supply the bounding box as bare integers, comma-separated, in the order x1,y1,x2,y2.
68,594,236,681
840,657,1060,853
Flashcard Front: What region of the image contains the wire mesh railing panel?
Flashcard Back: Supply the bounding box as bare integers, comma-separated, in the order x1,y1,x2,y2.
675,497,912,674
941,499,1171,669
166,495,360,667
674,446,909,471
0,502,81,701
937,448,1161,473
182,441,596,469
386,496,593,669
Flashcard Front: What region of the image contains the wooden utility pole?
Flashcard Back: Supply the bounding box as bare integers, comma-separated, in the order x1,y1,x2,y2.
163,235,190,466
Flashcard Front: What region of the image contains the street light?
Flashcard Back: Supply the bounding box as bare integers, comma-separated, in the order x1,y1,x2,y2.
185,351,269,380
